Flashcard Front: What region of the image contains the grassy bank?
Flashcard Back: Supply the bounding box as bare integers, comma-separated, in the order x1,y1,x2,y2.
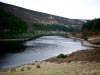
0,62,100,75
0,31,66,40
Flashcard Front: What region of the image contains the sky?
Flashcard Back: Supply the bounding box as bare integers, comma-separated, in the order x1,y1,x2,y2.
0,0,100,19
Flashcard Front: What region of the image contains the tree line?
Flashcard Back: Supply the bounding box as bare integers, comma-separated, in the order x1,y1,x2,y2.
0,8,28,33
82,18,100,31
32,23,74,32
82,18,100,38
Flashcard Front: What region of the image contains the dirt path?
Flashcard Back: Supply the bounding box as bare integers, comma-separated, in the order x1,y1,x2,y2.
88,37,100,41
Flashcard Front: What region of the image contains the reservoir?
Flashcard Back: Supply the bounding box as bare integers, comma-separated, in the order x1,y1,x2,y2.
0,36,92,69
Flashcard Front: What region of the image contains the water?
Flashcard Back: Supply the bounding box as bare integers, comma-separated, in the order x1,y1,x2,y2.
0,36,92,69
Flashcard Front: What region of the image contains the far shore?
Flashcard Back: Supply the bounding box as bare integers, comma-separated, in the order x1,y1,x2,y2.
0,38,30,42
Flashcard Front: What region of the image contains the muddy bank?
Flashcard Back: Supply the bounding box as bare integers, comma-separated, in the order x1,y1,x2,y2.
45,48,100,63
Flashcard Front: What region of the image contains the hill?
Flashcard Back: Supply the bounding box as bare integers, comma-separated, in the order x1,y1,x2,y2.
0,2,85,32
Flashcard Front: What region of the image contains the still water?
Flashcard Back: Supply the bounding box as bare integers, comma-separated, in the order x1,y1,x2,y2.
0,36,92,69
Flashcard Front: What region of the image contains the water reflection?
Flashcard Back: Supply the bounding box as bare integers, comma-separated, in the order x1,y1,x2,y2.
0,41,26,54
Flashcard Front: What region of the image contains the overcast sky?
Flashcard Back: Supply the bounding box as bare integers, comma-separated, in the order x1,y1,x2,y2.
0,0,100,19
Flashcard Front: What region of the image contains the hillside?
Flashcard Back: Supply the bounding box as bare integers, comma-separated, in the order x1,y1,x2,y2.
0,2,84,32
82,18,100,41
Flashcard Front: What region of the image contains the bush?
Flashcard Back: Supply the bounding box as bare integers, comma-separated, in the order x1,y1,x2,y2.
36,64,40,68
21,68,24,71
57,54,67,58
27,67,31,70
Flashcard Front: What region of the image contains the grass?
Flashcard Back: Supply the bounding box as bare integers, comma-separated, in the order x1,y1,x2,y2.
0,62,100,75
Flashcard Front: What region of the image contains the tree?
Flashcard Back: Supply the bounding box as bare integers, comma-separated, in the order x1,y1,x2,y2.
0,8,28,33
82,18,100,37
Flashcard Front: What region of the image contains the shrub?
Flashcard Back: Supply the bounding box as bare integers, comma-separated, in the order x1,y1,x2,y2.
21,68,24,71
36,64,40,68
27,67,31,70
57,54,67,58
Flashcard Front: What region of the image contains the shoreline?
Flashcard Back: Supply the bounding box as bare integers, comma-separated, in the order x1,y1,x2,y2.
0,38,29,42
0,47,100,72
45,48,100,63
70,36,100,48
0,33,67,42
